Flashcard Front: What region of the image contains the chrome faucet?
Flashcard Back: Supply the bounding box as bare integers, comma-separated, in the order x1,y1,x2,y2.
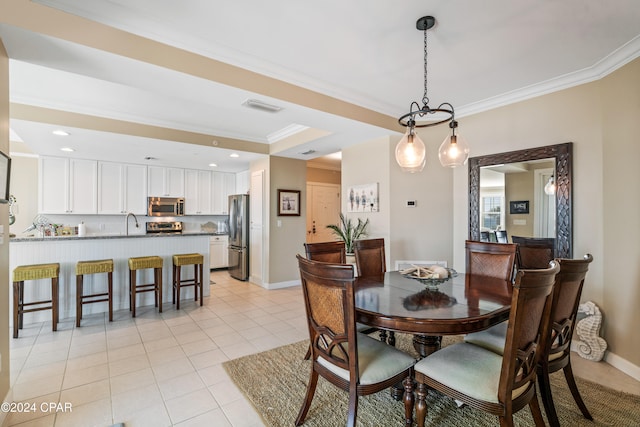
125,212,139,236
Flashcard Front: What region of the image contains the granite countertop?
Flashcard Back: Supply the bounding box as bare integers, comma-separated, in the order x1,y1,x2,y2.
11,232,228,242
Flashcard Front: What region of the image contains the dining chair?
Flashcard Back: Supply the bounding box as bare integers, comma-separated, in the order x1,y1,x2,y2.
295,255,416,427
303,241,346,264
464,254,594,427
465,240,518,286
353,238,394,344
511,235,555,269
410,261,560,427
494,229,509,243
353,238,386,278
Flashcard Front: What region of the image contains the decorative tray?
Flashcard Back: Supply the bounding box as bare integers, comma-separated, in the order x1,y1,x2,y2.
399,266,458,287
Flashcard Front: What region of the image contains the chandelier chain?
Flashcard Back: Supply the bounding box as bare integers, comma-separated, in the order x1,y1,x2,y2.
422,26,429,107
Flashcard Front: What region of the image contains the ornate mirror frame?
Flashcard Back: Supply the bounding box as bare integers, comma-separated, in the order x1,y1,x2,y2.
468,142,573,258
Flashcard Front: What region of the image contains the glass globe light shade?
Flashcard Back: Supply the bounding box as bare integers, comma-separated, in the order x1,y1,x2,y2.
395,127,426,173
438,133,470,168
544,176,556,195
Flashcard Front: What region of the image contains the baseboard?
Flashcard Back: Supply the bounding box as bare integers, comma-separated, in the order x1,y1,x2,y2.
261,279,300,290
572,340,640,381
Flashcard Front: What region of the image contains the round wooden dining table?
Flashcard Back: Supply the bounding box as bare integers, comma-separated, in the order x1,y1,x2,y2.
354,271,512,358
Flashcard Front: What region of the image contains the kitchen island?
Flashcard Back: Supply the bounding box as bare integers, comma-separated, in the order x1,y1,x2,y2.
10,232,221,324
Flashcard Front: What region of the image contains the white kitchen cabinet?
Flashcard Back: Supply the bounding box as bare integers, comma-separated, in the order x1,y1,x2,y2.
185,169,212,215
210,235,229,269
148,166,185,197
98,162,147,215
235,170,249,195
39,157,98,214
211,171,236,214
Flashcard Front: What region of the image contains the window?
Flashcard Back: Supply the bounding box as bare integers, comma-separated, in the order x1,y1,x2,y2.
481,195,503,231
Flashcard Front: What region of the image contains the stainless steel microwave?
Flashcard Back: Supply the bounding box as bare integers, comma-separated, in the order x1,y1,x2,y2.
148,197,185,217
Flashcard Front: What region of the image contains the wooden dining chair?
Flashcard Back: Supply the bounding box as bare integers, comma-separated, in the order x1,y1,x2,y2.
465,240,518,287
295,255,416,427
512,235,555,269
410,261,560,427
303,241,346,263
353,238,393,343
353,238,386,279
464,254,594,427
494,229,509,243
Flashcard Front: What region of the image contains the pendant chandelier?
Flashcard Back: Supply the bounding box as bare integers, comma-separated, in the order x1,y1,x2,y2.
395,16,469,173
544,175,556,195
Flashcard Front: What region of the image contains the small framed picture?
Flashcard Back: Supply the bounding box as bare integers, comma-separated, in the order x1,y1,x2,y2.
509,200,529,214
277,189,301,216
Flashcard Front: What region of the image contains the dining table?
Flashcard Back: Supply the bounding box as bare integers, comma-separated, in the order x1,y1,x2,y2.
354,271,513,359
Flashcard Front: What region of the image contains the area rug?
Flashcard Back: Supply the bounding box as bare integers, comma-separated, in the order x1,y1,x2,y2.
223,334,640,427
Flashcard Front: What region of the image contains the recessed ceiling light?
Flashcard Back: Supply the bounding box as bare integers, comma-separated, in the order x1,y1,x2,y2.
60,147,75,152
52,130,70,136
208,163,218,167
230,153,239,158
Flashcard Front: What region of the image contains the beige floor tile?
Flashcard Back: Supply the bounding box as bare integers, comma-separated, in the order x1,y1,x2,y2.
174,330,210,345
108,353,151,377
61,363,109,390
59,378,111,407
189,349,229,370
14,360,66,385
151,357,196,382
65,351,108,372
208,380,244,406
143,335,179,352
220,398,264,427
157,371,206,400
107,342,146,362
111,383,163,421
114,402,172,427
165,388,219,424
12,373,63,401
5,413,56,427
54,397,112,427
181,338,218,356
109,367,156,396
3,391,60,426
196,364,229,387
147,345,187,366
219,342,257,360
174,408,232,427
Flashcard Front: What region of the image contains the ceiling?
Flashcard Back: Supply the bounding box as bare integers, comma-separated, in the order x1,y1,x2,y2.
1,0,640,172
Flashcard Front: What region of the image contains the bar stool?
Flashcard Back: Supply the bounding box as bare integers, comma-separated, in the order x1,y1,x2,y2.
12,263,60,338
128,256,163,317
172,253,204,310
76,259,114,327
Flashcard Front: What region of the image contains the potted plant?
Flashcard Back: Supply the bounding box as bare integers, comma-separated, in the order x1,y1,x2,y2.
326,213,369,255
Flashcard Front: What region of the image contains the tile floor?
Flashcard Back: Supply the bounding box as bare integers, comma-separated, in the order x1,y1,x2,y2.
5,270,639,427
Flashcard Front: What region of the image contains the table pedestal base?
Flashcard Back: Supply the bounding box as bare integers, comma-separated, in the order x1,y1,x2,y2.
413,334,442,358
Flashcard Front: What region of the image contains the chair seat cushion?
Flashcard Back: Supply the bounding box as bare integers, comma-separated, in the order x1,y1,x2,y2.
318,333,415,386
464,321,508,355
414,342,528,403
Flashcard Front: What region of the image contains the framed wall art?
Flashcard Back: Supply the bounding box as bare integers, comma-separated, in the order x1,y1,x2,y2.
347,182,379,212
509,200,529,214
277,189,301,216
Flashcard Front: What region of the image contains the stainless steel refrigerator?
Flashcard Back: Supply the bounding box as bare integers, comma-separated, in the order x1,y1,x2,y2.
228,194,249,280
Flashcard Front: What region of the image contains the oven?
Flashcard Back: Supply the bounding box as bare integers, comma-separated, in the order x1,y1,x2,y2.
145,221,183,234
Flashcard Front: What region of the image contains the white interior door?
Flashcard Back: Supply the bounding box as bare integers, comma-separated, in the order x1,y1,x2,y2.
306,183,340,243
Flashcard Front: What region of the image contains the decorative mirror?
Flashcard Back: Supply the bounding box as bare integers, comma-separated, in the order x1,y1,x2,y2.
468,142,572,258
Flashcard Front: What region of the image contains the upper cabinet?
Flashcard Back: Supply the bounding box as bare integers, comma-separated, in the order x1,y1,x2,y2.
39,157,98,214
211,171,236,215
236,170,250,195
184,169,212,215
148,166,185,197
97,162,147,215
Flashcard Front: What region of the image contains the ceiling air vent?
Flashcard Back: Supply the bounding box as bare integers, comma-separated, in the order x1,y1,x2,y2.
241,99,283,113
300,149,316,155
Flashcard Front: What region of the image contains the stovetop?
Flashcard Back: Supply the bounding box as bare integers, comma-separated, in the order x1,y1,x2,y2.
146,221,183,234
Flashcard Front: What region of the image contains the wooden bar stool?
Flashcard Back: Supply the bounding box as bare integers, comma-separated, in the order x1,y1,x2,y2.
12,263,60,338
128,256,163,318
172,253,204,310
76,259,114,327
